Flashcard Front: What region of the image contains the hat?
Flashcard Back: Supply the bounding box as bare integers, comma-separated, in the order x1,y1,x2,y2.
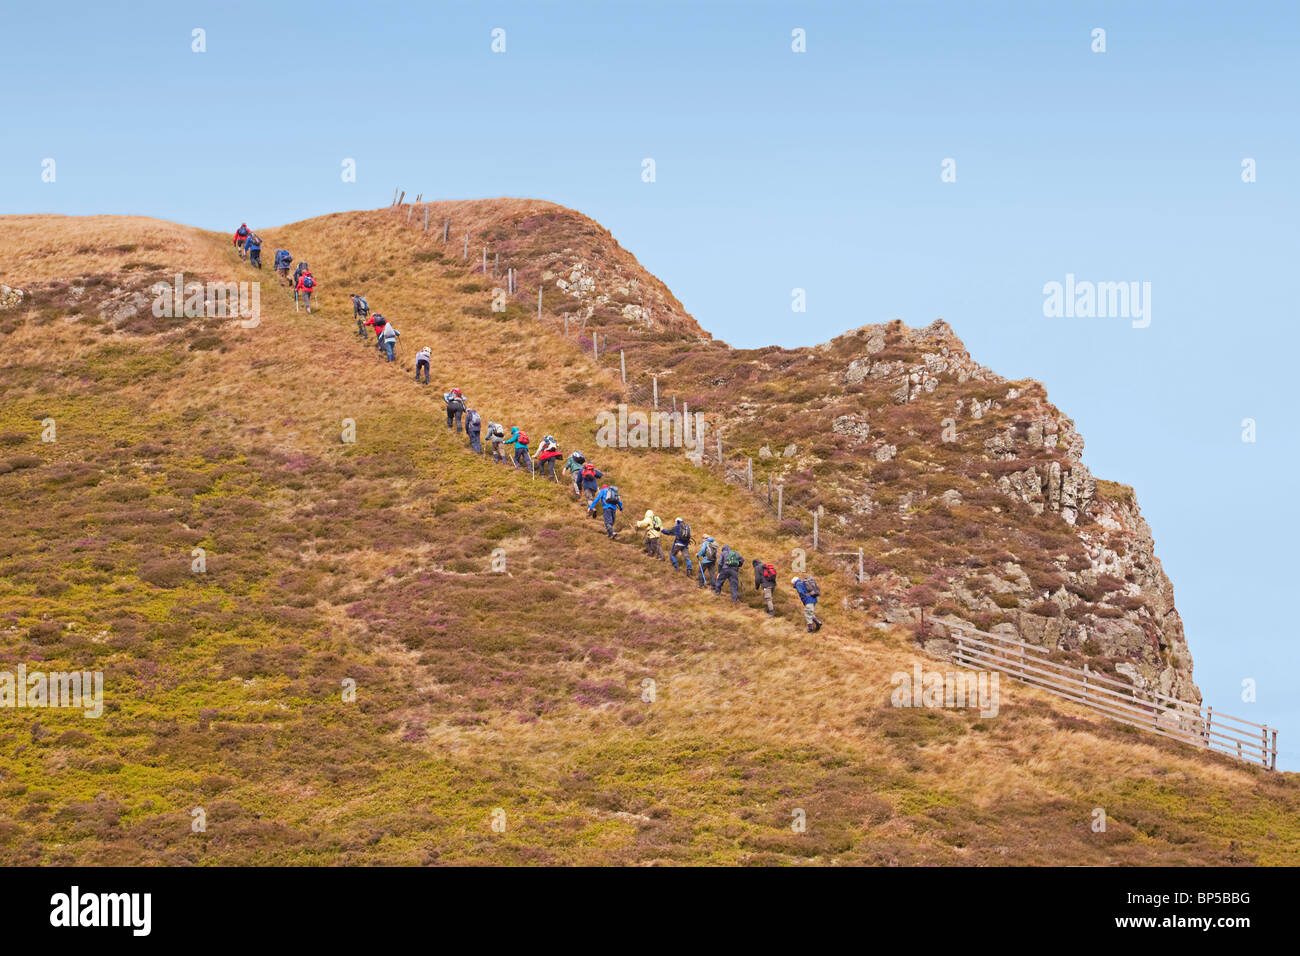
791,577,800,586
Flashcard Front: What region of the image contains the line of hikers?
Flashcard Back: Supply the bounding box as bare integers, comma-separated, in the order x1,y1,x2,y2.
231,228,824,631
232,223,316,312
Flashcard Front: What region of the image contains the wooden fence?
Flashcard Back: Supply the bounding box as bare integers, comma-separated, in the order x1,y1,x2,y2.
934,620,1277,770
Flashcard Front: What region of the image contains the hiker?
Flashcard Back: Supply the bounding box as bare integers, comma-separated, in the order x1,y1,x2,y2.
589,484,623,538
695,535,718,589
296,268,316,313
465,408,483,453
247,234,263,269
275,249,292,282
505,426,531,469
714,544,743,601
414,345,431,383
444,388,467,431
564,450,586,496
233,223,250,257
380,320,400,361
352,294,370,338
792,577,823,632
486,421,506,463
579,462,603,502
636,510,665,559
664,518,693,573
536,435,561,480
293,259,308,290
365,313,388,354
753,559,778,617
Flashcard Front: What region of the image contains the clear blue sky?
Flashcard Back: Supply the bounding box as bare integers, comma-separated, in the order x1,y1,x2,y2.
4,0,1297,767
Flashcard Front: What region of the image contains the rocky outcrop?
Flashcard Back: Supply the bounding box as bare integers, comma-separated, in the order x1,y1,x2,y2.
0,285,24,310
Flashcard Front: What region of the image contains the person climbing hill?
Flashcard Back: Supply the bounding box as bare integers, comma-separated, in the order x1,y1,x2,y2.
247,234,263,269
696,535,718,589
275,250,292,284
714,544,743,601
506,426,531,469
444,388,467,432
590,484,623,538
636,510,664,559
380,320,400,362
536,435,561,480
792,577,823,632
564,450,586,496
352,294,370,339
233,223,250,257
295,268,316,313
664,518,692,574
414,345,431,384
465,408,482,453
579,461,603,502
753,559,778,617
486,421,506,463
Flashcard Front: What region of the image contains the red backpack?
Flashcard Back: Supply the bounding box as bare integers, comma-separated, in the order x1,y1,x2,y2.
517,432,529,446
582,463,596,478
762,563,777,582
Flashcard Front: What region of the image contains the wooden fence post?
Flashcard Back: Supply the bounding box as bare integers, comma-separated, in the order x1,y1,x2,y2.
858,546,864,583
1082,663,1089,701
407,204,413,223
1204,705,1213,747
777,485,783,521
620,349,626,384
494,252,499,278
747,457,753,490
392,187,399,206
716,431,722,465
398,190,405,206
424,206,429,231
593,335,598,361
653,376,658,409
443,219,449,242
463,231,469,259
813,510,818,550
482,246,487,276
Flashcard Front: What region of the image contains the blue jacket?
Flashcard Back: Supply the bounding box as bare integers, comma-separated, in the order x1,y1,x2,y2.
591,487,622,512
793,579,816,605
696,538,717,564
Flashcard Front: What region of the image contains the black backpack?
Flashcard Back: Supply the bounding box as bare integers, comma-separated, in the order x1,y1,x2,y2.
677,522,691,544
606,487,620,506
356,296,368,313
802,577,820,598
572,452,585,464
302,275,314,289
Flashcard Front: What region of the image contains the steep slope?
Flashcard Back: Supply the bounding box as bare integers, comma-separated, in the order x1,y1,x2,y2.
0,205,1294,866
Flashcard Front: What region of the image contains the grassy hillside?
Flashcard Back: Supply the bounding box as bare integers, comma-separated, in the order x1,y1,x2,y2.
0,207,1295,865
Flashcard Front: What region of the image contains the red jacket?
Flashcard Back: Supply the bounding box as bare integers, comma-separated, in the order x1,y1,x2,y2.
296,274,316,293
233,227,249,245
537,445,561,461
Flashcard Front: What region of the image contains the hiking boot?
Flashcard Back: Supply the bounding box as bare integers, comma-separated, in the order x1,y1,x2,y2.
767,609,776,617
813,620,823,632
807,624,816,633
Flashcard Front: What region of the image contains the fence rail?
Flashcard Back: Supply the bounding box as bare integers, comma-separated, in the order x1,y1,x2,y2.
934,620,1277,770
